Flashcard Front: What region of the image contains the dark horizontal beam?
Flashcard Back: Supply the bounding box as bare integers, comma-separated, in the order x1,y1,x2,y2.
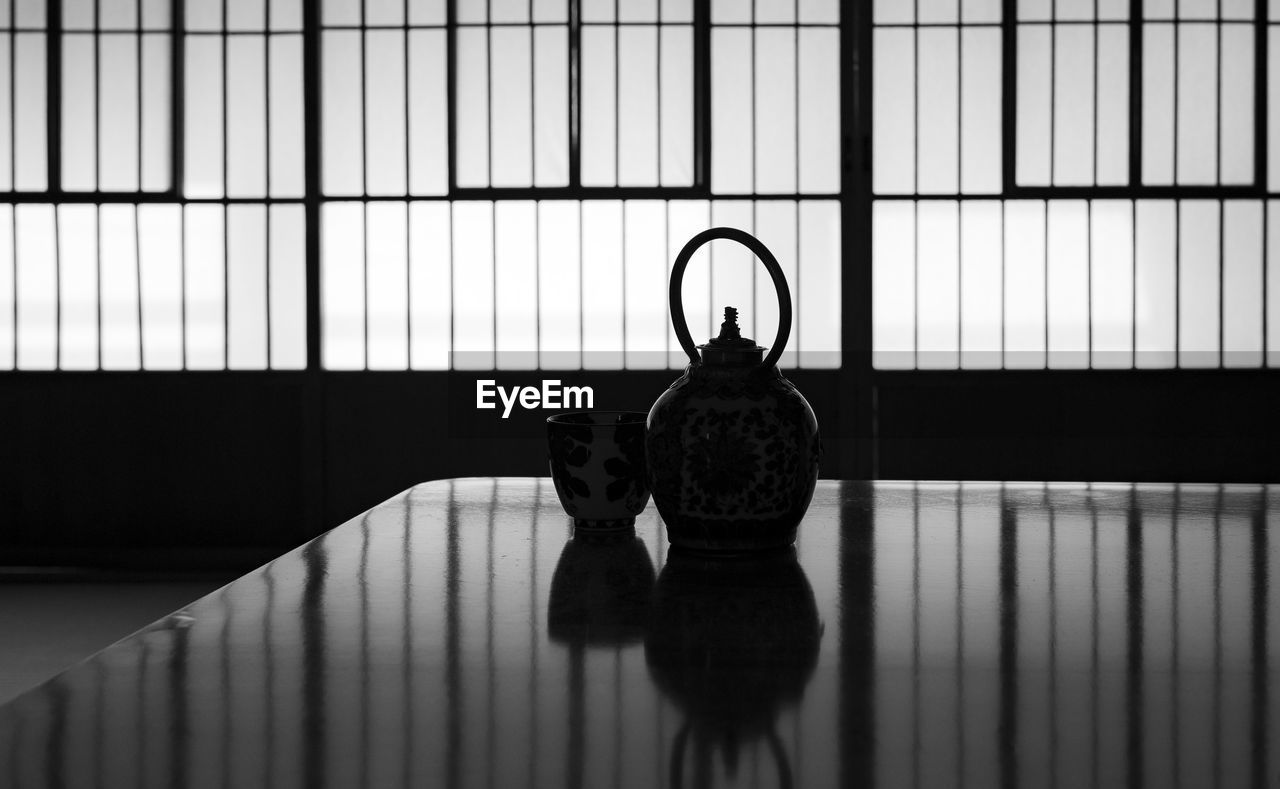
0,368,838,378
445,187,839,201
317,21,712,30
871,22,1001,28
0,192,299,204
152,29,302,35
0,190,848,204
14,187,1270,204
870,368,1280,383
4,367,1277,380
873,185,1279,200
55,27,210,33
449,185,714,200
315,22,837,30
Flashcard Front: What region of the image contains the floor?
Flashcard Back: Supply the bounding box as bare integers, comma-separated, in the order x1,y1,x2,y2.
0,579,227,705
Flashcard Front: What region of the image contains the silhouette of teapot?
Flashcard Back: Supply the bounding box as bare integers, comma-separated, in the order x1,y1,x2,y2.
646,228,820,553
645,548,822,788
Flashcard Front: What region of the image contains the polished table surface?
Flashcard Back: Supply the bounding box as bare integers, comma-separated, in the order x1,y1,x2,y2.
1,479,1277,788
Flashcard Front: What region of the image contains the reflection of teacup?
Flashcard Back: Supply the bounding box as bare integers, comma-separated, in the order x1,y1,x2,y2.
547,411,650,529
546,527,656,647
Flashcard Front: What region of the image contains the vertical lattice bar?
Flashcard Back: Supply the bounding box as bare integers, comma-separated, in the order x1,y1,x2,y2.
913,3,920,368
131,3,142,360
2,7,12,196
1093,4,1099,186
656,11,663,184
1131,198,1136,367
404,8,412,362
1264,16,1273,362
265,0,273,365
1049,7,1056,186
1220,198,1226,367
1002,0,1017,193
1218,9,1225,188
171,0,183,195
221,0,229,367
1002,200,1008,368
1175,200,1182,363
1173,9,1180,188
1269,200,1278,366
614,0,619,186
93,0,100,197
958,9,965,358
135,0,143,193
46,0,59,192
1130,0,1143,187
487,0,494,188
133,202,145,367
303,0,320,372
47,2,63,365
568,0,579,187
446,0,458,190
360,0,368,367
914,3,919,196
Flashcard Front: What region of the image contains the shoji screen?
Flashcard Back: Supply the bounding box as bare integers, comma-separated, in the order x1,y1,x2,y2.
1,0,847,373
0,0,307,371
318,0,844,371
872,0,1280,370
182,0,307,370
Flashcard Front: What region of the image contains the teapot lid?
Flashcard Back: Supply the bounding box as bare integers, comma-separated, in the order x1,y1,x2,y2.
697,307,765,366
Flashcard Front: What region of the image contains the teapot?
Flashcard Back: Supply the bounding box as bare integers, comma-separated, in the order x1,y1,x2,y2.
645,228,820,552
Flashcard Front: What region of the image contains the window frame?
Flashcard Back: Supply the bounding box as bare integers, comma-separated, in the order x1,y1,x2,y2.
999,5,1271,201
441,0,713,201
1,1,1271,497
0,0,185,201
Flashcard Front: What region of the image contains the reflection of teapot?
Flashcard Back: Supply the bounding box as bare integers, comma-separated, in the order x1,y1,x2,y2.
646,228,820,553
645,548,822,788
547,527,656,647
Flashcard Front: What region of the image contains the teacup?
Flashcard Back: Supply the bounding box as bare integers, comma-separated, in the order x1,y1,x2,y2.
547,411,650,529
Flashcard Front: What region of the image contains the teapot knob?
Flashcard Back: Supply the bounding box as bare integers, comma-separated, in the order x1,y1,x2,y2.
668,228,793,369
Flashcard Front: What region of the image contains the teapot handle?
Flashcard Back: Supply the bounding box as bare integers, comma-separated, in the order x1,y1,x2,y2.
669,227,792,369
